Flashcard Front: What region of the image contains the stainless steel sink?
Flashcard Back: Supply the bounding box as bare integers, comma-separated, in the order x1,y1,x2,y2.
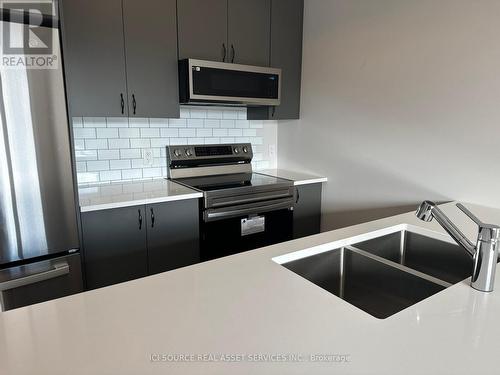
282,247,445,319
352,230,472,284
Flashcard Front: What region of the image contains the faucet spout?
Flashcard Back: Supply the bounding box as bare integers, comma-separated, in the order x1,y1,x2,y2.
416,201,475,257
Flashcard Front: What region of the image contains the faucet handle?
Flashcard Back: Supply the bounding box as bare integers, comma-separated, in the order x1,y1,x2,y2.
456,203,500,242
456,203,485,227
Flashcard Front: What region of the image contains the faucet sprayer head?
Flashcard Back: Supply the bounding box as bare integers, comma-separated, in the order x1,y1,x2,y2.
416,200,436,222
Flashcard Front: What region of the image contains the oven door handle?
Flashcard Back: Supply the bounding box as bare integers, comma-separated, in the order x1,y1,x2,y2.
204,199,293,222
210,191,293,208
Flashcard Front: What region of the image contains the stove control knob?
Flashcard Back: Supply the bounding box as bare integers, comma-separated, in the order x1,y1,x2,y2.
185,149,193,157
242,146,248,153
173,149,182,157
233,147,240,154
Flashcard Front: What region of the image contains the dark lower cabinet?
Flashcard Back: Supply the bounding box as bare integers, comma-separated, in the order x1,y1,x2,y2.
146,200,200,275
82,206,148,290
293,184,322,239
81,199,200,290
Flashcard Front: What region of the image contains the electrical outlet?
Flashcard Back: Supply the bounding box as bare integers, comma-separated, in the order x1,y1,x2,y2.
143,149,154,167
269,144,276,159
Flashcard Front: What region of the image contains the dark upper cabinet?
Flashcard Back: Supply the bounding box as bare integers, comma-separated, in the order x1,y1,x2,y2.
146,200,200,275
177,0,228,62
61,0,180,118
247,0,304,120
60,0,128,117
227,0,270,66
123,0,179,118
82,206,148,290
293,184,322,239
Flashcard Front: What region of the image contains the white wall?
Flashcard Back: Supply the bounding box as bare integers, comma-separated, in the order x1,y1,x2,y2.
278,0,500,230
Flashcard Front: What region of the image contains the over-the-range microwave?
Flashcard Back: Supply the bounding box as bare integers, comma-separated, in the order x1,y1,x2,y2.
178,59,281,106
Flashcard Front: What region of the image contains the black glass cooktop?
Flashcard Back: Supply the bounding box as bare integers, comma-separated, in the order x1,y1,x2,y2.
174,173,291,192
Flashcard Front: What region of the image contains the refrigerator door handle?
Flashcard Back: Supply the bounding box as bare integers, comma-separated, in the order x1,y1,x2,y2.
0,261,69,292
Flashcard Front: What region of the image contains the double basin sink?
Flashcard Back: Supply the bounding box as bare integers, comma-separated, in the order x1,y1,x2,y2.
275,225,475,319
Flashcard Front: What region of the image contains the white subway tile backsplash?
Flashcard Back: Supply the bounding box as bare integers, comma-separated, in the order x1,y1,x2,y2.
83,117,106,128
140,128,160,138
75,150,97,161
169,138,188,145
87,160,110,172
128,118,149,128
110,159,131,170
235,120,250,129
74,128,96,139
149,118,169,127
179,128,196,137
196,128,212,137
108,138,130,149
212,128,228,137
223,110,239,119
204,137,220,144
187,119,204,128
150,138,169,148
119,128,140,138
106,117,129,128
130,138,151,148
189,108,207,118
120,148,142,159
73,107,276,184
220,120,235,128
187,137,204,145
243,129,257,137
160,128,179,137
143,168,162,178
206,108,223,119
99,170,122,182
204,119,220,128
168,119,187,128
85,139,108,150
74,139,85,151
72,117,83,128
122,169,143,180
227,129,243,137
98,150,120,160
97,128,119,139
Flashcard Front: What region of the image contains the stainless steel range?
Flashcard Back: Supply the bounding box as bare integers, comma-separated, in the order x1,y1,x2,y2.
167,143,294,260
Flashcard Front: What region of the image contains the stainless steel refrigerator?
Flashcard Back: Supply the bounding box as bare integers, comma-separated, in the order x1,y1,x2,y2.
0,20,83,311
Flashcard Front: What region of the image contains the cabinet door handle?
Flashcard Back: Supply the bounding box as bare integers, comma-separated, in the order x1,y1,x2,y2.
295,189,300,204
222,43,227,62
120,93,125,114
271,106,276,118
150,208,155,228
132,94,137,115
138,209,143,230
231,44,235,63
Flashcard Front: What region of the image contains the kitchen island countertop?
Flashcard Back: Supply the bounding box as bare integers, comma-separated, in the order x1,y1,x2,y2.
1,202,499,374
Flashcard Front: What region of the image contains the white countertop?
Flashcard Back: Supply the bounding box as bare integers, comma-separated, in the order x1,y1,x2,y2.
78,179,202,212
258,169,327,186
1,202,500,374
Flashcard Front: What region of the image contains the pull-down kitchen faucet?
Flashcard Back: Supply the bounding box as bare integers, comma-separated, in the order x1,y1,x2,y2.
416,201,500,292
